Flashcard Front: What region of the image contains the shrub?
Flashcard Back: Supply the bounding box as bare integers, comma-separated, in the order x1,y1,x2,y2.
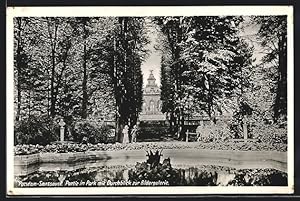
138,121,168,140
72,119,115,144
129,158,183,185
97,124,116,143
14,116,59,145
251,123,287,144
213,124,234,142
198,123,233,142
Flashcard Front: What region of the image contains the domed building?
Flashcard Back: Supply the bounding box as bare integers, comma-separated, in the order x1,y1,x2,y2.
139,70,166,121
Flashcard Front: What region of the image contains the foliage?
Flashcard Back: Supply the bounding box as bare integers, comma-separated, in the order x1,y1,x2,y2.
129,158,182,185
198,123,233,142
14,139,287,156
160,54,175,114
138,121,169,140
155,16,255,135
72,119,115,144
229,101,254,139
13,16,288,146
14,115,59,145
137,127,168,141
228,168,287,186
157,16,287,142
253,16,287,123
103,17,149,141
251,122,287,144
14,144,44,155
13,17,146,138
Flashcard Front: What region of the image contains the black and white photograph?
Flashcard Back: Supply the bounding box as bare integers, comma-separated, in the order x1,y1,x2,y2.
6,6,294,195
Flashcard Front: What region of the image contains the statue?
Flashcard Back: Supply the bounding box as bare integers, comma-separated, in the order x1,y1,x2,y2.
58,118,66,142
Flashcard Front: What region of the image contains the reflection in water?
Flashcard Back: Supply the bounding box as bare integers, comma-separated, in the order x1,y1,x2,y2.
15,163,287,187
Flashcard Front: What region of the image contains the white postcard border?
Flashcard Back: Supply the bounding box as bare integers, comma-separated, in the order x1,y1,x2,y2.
6,6,294,195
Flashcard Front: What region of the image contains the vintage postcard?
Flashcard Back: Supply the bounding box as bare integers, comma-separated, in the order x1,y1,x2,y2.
6,6,294,195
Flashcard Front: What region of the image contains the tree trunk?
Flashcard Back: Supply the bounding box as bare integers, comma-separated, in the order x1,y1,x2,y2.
274,35,287,123
28,90,31,118
81,20,89,119
116,17,129,142
169,112,174,135
206,75,213,120
113,36,120,142
16,76,21,121
81,42,88,119
50,47,56,117
16,19,22,121
48,20,59,118
47,80,50,118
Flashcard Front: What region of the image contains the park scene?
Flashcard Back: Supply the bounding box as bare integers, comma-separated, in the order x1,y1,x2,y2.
13,15,288,188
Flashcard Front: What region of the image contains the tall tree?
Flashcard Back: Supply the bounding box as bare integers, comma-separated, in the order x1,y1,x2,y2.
88,17,148,141
46,17,61,117
65,17,116,120
14,17,30,121
154,17,189,132
14,17,54,120
15,17,84,120
81,18,89,119
109,17,148,142
14,17,148,143
160,54,176,133
155,16,249,134
253,16,287,123
68,17,92,119
180,16,245,119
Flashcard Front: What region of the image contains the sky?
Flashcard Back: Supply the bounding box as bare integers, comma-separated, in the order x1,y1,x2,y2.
239,17,263,64
141,21,162,87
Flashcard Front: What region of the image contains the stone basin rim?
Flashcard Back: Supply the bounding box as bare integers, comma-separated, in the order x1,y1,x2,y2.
15,147,287,156
14,148,287,170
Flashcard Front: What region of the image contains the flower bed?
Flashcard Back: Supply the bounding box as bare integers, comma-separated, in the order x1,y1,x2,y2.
14,140,287,156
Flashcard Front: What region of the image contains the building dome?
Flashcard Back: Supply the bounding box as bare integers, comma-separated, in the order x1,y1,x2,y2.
148,71,156,80
146,70,158,88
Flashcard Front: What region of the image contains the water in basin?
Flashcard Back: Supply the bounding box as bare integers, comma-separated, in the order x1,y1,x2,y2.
15,159,287,187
